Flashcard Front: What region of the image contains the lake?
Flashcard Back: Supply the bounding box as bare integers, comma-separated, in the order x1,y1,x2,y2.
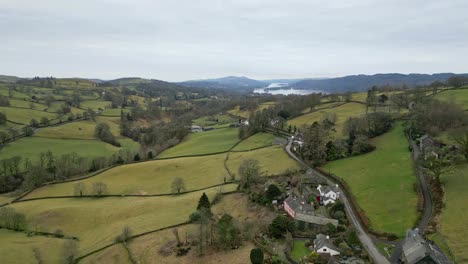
254,83,325,95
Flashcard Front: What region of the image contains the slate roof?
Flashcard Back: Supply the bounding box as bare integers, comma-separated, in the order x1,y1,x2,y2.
402,229,452,264
284,196,314,215
314,234,340,252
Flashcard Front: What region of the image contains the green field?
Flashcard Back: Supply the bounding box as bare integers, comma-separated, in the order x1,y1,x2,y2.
323,123,418,237
9,99,46,110
434,88,468,109
288,102,367,137
0,137,139,166
0,229,65,264
227,145,301,176
0,106,56,124
47,102,82,114
291,240,311,261
158,128,239,158
101,108,130,116
82,243,131,264
437,164,468,262
192,114,237,128
7,185,237,255
232,132,277,151
23,154,229,199
80,100,111,110
35,117,121,140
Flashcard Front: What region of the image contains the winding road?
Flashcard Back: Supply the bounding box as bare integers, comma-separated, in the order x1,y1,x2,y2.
285,139,390,264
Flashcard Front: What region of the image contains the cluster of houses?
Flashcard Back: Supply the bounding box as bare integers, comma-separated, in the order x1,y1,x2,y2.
282,171,343,258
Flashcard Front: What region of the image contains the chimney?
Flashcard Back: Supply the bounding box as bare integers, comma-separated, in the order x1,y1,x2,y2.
326,235,330,239
335,184,338,189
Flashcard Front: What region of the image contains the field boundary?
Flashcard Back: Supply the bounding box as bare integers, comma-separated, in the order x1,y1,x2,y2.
10,182,240,205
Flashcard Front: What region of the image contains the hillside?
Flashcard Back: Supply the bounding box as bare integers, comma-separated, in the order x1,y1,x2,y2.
179,76,266,90
292,73,468,92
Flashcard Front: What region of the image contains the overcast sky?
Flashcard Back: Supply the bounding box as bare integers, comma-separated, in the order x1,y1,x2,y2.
1,0,467,81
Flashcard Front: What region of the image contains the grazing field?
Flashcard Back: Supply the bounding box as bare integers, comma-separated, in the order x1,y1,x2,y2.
323,123,418,237
47,102,82,114
0,106,56,124
434,88,468,109
301,101,345,114
82,243,131,264
192,114,237,128
158,128,239,158
228,102,277,119
232,132,277,151
8,185,237,255
227,146,301,176
288,102,366,137
9,99,46,110
101,108,131,116
23,154,229,199
0,193,17,205
123,193,270,264
437,164,468,263
35,117,121,140
80,100,111,110
291,240,311,261
0,229,65,264
0,137,138,167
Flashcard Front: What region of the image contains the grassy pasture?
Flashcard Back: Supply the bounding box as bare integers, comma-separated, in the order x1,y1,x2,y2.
123,193,269,264
0,106,56,124
228,102,277,119
0,229,65,264
35,116,120,140
7,185,238,255
158,128,239,158
323,123,418,237
0,137,138,167
232,132,277,151
434,88,468,109
227,145,301,176
23,153,229,199
81,244,131,264
436,164,468,262
288,102,367,137
101,108,131,117
9,99,46,110
47,102,82,114
192,114,237,128
80,100,111,110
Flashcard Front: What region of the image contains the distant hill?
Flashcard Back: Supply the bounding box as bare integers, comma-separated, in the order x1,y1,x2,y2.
178,76,267,90
292,73,468,93
105,77,154,86
0,75,21,83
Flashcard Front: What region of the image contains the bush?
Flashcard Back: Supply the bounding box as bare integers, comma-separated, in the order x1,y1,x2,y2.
326,223,337,234
55,229,64,238
269,215,295,238
250,248,264,264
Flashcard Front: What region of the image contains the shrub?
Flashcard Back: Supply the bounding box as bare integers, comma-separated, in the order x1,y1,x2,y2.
250,248,264,264
269,215,295,238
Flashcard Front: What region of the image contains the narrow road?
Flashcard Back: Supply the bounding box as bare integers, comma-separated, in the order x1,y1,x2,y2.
390,138,434,263
285,139,390,264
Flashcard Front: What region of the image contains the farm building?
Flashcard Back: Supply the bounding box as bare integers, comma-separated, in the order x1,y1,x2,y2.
312,234,340,256
400,229,451,264
283,196,338,226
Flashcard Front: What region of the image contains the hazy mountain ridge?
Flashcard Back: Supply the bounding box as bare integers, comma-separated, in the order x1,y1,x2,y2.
178,76,266,90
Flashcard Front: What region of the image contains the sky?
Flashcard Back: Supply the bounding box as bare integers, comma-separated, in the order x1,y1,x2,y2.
0,0,467,82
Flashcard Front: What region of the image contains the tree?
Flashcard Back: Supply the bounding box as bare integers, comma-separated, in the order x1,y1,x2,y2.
0,131,9,144
92,182,107,196
302,122,329,165
0,112,7,125
447,76,466,88
73,182,86,196
250,248,264,264
269,215,295,238
30,118,39,128
115,225,133,243
217,214,241,250
133,153,141,161
62,240,78,264
94,123,120,147
171,177,186,194
367,112,393,137
40,117,50,126
421,147,455,183
265,184,281,201
22,125,34,136
238,159,260,189
451,129,468,160
197,192,212,213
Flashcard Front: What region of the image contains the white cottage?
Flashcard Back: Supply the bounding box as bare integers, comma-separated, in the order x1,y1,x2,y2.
313,234,340,256
317,184,340,205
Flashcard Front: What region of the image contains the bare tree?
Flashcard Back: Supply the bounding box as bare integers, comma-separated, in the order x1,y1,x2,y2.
73,182,87,197
171,177,186,194
92,182,107,196
238,159,260,189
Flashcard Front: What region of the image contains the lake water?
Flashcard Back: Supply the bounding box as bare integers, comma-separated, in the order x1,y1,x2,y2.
254,83,325,95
